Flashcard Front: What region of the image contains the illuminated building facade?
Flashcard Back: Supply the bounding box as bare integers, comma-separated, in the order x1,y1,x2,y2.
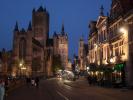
88,0,133,86
0,49,12,76
53,24,68,69
12,6,68,77
78,37,88,71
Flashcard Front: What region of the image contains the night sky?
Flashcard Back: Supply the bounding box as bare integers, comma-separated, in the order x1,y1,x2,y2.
0,0,111,59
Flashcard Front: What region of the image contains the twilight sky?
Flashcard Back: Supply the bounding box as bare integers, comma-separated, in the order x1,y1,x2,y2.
0,0,111,59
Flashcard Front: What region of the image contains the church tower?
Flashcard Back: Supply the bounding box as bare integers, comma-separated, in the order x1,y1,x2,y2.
53,24,68,69
12,21,33,77
32,6,49,47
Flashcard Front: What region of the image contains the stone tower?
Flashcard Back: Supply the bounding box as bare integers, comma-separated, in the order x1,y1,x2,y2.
12,22,32,76
32,6,49,47
78,37,84,70
53,24,68,69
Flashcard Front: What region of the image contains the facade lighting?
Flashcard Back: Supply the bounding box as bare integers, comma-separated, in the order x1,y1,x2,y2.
110,58,115,63
19,63,23,67
119,27,127,34
96,71,99,76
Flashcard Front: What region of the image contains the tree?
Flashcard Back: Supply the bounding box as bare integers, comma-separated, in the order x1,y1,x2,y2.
52,55,62,74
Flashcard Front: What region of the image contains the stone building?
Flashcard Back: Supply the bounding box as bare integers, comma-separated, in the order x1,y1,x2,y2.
78,37,88,71
53,24,68,69
88,21,97,65
12,6,68,77
88,0,133,86
0,49,12,76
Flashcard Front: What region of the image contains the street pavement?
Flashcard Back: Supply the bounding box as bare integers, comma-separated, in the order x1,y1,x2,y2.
5,77,133,100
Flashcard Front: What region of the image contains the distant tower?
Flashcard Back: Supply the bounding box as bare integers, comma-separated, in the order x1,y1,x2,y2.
53,24,68,69
100,5,104,16
78,36,84,70
61,23,65,34
32,6,49,47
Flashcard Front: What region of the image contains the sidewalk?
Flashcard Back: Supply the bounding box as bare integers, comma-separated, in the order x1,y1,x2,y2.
63,76,133,92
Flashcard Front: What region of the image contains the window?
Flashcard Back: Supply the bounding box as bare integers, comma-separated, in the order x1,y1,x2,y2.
114,43,119,56
19,38,26,59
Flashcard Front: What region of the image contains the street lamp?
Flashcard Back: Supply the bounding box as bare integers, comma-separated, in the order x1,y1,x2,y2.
110,58,115,63
87,66,90,71
19,61,23,77
110,58,114,63
19,63,23,67
119,27,127,34
119,27,127,37
19,60,26,77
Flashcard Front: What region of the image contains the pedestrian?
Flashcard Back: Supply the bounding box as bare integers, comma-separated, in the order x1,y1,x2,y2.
26,77,31,87
87,75,92,85
0,79,5,100
4,78,9,96
87,75,90,84
35,77,39,88
31,78,35,86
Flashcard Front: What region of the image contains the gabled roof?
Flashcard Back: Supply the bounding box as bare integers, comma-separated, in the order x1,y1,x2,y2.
37,6,44,12
96,16,107,28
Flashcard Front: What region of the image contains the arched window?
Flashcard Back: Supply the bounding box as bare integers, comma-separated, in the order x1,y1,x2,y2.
19,38,26,59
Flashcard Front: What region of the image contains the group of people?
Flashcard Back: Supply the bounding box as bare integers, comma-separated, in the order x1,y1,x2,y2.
0,76,40,100
87,75,110,87
26,77,40,88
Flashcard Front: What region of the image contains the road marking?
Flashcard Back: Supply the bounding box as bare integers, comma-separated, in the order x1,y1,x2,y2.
56,91,69,100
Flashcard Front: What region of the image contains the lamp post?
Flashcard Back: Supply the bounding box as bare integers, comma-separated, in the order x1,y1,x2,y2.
19,60,27,77
19,61,23,77
119,27,127,35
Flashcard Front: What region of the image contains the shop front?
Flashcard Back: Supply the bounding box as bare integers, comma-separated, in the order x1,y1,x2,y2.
112,63,126,87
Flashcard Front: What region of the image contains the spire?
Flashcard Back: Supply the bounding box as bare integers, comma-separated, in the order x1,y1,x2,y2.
37,6,44,12
53,31,57,36
14,21,19,31
28,21,32,31
32,8,35,13
80,34,84,41
61,23,65,34
100,5,104,16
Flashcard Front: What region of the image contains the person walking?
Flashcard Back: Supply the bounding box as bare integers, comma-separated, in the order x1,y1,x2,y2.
0,79,5,100
26,77,31,87
35,77,39,88
31,78,35,86
87,75,92,85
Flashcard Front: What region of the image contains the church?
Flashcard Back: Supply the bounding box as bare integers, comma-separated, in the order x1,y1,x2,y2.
12,6,68,77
